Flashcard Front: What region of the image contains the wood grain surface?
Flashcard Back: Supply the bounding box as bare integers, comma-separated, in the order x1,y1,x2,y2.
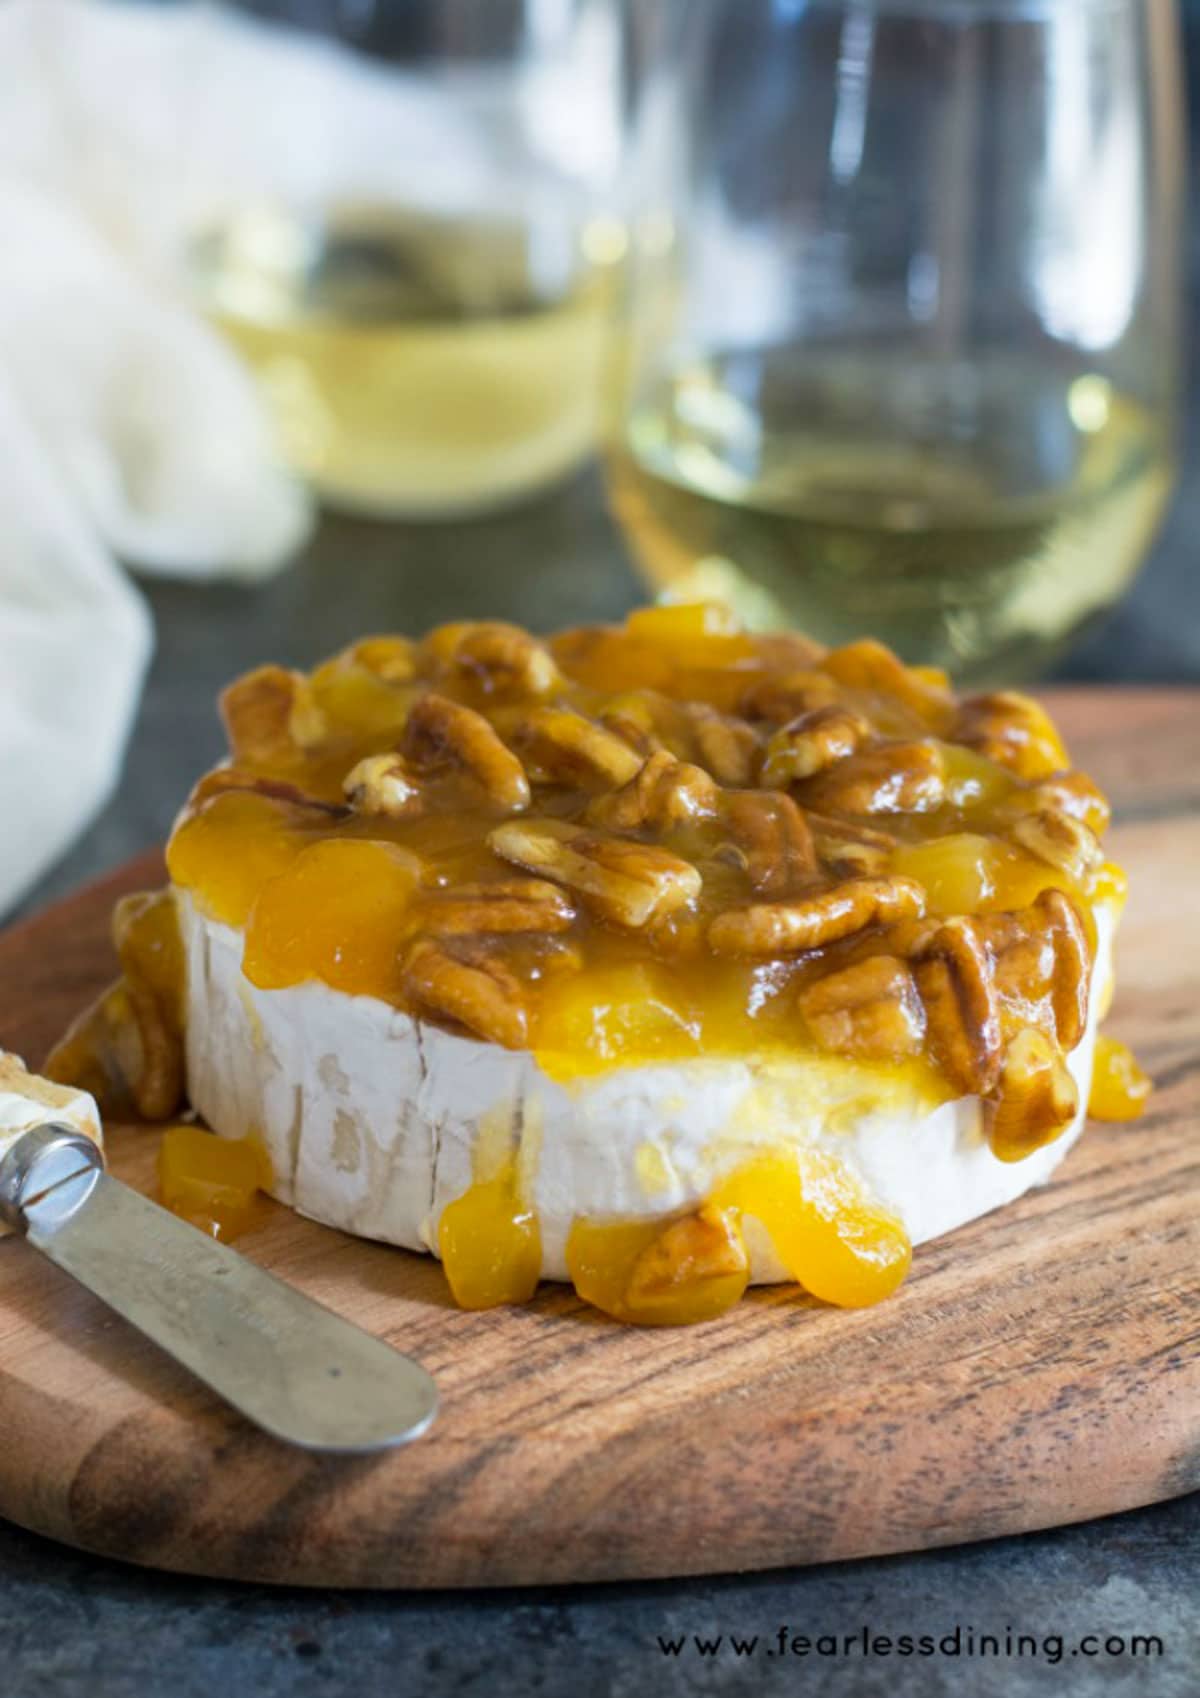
0,688,1196,1590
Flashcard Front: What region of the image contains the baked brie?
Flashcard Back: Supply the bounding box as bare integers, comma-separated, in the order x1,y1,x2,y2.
54,609,1144,1323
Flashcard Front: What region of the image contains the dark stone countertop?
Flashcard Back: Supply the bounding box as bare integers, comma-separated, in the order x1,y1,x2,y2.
0,1490,1195,1698
5,39,1200,1698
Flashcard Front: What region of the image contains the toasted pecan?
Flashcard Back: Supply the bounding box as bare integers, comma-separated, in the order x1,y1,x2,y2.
912,918,1002,1095
1009,809,1104,886
986,1027,1079,1160
952,690,1069,781
1002,770,1111,837
725,791,816,898
403,692,530,811
1033,889,1091,1051
411,879,575,937
625,1210,748,1305
973,889,1091,1052
403,937,528,1049
598,690,677,758
799,955,926,1062
489,818,701,928
821,639,953,730
739,670,839,723
684,705,762,786
516,706,644,788
800,740,946,816
343,752,422,818
587,749,721,832
708,875,925,956
220,665,327,766
805,810,897,879
422,621,561,699
761,705,872,787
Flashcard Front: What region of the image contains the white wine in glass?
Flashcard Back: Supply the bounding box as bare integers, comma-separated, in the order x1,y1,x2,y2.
611,0,1183,681
174,0,628,517
192,202,622,518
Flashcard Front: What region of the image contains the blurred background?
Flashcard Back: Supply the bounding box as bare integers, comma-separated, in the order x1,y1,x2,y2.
3,0,1197,917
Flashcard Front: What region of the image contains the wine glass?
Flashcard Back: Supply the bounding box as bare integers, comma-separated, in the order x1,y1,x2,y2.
608,0,1185,681
52,0,631,518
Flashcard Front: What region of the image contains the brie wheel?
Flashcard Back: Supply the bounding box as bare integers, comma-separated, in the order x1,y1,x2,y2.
180,895,1113,1283
0,1052,103,1237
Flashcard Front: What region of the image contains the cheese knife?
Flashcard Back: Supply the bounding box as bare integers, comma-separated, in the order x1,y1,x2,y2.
0,1122,437,1453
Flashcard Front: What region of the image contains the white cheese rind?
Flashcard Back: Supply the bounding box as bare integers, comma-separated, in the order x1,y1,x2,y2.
179,896,1112,1283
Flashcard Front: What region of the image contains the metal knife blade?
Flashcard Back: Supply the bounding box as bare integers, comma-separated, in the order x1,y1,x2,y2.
0,1123,437,1453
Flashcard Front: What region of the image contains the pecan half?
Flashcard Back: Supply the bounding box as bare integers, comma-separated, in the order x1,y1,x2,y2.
805,811,897,880
821,639,953,730
600,694,760,784
799,955,926,1062
421,620,561,699
684,705,761,786
708,875,925,956
979,913,1055,1021
952,691,1069,780
45,979,181,1122
516,706,644,788
976,889,1091,1052
761,704,872,786
121,978,185,1119
402,692,530,812
220,665,327,765
725,791,816,897
489,818,701,928
598,691,674,757
411,879,575,937
402,937,528,1049
739,670,839,724
986,1027,1079,1161
1009,808,1104,886
800,740,946,816
643,907,707,962
1005,770,1111,837
587,749,720,832
46,890,185,1121
912,917,1002,1095
343,752,422,818
625,1209,748,1306
1033,889,1091,1051
600,710,661,759
880,913,944,960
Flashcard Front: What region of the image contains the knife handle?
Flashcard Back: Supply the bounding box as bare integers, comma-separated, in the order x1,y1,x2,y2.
0,1120,101,1229
0,1124,437,1453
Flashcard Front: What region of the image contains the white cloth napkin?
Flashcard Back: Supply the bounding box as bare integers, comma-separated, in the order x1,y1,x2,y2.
0,0,615,915
0,0,321,916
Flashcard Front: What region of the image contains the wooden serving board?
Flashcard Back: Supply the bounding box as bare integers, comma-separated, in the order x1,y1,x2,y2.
0,688,1196,1590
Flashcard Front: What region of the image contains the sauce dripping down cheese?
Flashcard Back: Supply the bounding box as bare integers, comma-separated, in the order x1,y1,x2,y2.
1088,1035,1153,1121
158,1125,270,1241
565,1153,910,1326
438,1161,542,1311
